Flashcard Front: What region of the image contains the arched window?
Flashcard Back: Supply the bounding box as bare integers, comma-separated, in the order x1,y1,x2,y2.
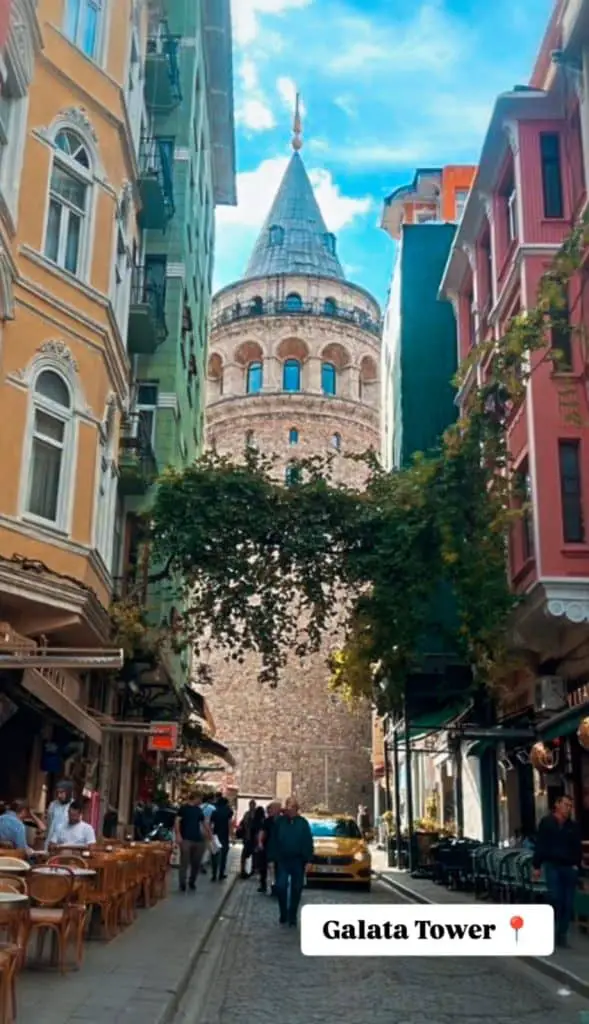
331,433,342,451
322,362,337,396
324,297,337,316
44,128,92,277
246,430,255,447
285,462,300,486
289,427,299,445
26,369,73,526
324,232,336,255
285,292,302,312
250,296,263,315
283,359,301,392
269,224,284,246
246,361,263,394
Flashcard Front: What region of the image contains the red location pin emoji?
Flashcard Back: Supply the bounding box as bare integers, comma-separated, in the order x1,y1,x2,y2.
510,915,524,946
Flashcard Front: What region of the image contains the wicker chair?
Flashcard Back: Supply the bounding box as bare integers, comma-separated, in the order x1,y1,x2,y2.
0,943,19,1024
0,881,27,967
24,869,75,973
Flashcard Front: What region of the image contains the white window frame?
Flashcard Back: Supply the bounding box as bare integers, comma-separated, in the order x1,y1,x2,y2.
93,405,118,571
23,369,76,533
124,20,143,156
508,188,518,244
110,197,131,336
43,130,92,279
63,0,106,65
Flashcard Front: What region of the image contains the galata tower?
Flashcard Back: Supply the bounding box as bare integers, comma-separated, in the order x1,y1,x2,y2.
204,106,380,813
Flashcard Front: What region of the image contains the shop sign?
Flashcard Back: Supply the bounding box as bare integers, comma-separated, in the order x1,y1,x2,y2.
147,721,179,752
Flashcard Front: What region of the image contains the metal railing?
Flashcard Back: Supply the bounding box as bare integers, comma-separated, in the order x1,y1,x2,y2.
130,264,167,338
145,20,182,105
211,298,382,337
119,412,158,480
138,135,175,219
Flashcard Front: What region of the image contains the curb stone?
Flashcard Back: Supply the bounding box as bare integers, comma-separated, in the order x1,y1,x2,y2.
374,870,589,1001
159,871,239,1024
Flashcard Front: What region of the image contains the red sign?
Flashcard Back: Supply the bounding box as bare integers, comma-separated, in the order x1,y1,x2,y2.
147,722,179,752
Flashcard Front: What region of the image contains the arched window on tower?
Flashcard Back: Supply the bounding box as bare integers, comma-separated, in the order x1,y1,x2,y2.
283,359,301,392
323,297,337,316
269,225,284,247
285,292,302,312
289,427,299,445
285,461,301,486
321,362,337,396
246,361,263,394
250,295,263,315
331,433,342,451
324,233,336,255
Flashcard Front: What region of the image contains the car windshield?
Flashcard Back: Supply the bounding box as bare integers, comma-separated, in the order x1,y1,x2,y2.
309,818,361,839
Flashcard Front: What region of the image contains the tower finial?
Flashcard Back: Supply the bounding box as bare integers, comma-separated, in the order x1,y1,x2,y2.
292,92,302,151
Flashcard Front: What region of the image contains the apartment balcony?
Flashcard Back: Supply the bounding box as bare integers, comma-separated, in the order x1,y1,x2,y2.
127,265,167,355
118,412,158,497
144,21,182,111
138,135,175,231
211,298,382,338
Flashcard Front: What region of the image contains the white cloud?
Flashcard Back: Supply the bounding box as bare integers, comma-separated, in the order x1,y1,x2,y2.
276,76,306,116
238,98,276,131
216,155,372,233
232,0,313,47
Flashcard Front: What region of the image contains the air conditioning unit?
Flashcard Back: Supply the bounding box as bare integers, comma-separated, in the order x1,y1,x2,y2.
534,676,567,713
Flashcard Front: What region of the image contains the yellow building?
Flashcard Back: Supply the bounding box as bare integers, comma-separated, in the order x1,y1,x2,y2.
0,0,143,811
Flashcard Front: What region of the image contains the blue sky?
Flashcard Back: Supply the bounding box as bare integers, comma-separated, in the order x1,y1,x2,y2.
214,0,554,308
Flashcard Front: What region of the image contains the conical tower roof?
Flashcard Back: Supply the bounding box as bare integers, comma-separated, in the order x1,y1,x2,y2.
243,149,345,281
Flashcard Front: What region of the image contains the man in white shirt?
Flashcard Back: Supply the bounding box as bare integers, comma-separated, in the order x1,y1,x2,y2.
45,780,74,849
200,793,216,874
53,801,96,847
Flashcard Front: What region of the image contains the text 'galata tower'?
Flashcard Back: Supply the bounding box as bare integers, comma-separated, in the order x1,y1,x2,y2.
204,99,381,813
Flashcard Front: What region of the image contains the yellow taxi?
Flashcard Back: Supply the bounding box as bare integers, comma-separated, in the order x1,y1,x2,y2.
306,813,372,891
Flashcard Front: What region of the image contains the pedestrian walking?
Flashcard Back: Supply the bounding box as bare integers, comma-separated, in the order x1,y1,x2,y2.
200,792,217,874
533,793,582,947
250,805,266,891
273,796,313,927
259,800,281,895
238,799,257,879
175,791,210,892
210,793,234,880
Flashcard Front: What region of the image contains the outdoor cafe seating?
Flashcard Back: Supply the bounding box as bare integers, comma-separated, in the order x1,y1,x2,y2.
0,839,172,1023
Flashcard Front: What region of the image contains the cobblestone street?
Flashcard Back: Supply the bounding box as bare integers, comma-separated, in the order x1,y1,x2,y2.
176,879,589,1024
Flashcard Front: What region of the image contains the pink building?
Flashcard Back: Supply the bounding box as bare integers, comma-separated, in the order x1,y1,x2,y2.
440,1,589,829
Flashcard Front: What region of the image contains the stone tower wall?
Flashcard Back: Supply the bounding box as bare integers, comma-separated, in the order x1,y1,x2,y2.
201,274,380,814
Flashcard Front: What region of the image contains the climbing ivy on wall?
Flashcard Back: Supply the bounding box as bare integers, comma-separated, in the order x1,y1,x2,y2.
142,216,589,712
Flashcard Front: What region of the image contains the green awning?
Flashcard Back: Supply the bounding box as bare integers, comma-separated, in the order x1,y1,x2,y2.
408,702,470,741
539,704,589,742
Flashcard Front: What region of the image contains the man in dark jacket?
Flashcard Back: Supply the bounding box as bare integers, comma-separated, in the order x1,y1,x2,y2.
210,794,233,881
259,800,281,894
273,796,313,927
533,794,582,947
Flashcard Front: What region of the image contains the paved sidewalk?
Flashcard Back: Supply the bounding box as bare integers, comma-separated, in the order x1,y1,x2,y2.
17,855,238,1024
372,847,589,997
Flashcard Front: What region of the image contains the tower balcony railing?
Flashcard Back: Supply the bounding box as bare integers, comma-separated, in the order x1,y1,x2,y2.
145,20,182,110
211,298,382,337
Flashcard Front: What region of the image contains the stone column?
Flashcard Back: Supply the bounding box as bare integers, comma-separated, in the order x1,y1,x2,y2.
307,356,322,393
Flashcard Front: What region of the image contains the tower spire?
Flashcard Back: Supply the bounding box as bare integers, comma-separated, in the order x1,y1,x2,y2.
292,92,302,151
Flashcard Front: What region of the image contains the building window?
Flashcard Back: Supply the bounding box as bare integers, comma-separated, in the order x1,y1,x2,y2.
322,362,336,396
323,297,337,316
26,370,73,526
285,292,302,312
112,225,129,333
455,189,469,220
283,359,301,392
559,439,584,543
324,232,336,255
507,186,518,245
135,382,158,446
44,129,91,277
250,296,263,314
64,0,104,61
246,361,263,394
285,462,300,486
246,430,255,448
289,427,299,445
540,132,564,220
331,433,342,451
269,224,284,246
516,460,534,560
551,287,572,370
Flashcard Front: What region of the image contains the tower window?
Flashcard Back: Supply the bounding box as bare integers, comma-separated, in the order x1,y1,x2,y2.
246,430,255,448
323,297,337,316
283,359,301,392
289,427,299,445
285,462,300,486
269,225,284,246
285,292,302,312
250,295,263,314
246,361,263,394
324,232,336,255
322,362,336,396
331,433,342,451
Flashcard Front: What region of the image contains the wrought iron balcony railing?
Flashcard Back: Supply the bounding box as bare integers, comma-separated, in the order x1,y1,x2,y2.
138,135,175,222
211,298,382,337
118,412,158,495
145,20,182,108
130,264,167,336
